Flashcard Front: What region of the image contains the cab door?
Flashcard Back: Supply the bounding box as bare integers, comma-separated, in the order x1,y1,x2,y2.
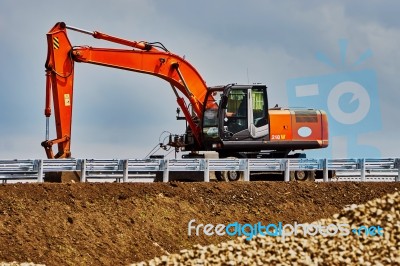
249,86,269,138
223,88,249,136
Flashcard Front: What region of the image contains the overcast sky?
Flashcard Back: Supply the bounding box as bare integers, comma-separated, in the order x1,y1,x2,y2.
0,1,399,159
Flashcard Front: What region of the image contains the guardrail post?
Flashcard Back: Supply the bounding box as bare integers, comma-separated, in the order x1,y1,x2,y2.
37,159,44,183
395,158,400,182
360,158,366,182
163,159,169,182
284,159,290,182
323,158,329,182
204,159,210,182
80,159,87,182
123,159,129,183
243,159,250,181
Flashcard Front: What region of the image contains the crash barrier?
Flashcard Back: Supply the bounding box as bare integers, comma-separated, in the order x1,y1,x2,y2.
0,158,399,183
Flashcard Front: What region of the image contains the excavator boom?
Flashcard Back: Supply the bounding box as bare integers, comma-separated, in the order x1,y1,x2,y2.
42,22,208,158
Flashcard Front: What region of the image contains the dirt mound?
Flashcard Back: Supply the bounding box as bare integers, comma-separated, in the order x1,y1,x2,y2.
134,191,400,265
0,181,399,266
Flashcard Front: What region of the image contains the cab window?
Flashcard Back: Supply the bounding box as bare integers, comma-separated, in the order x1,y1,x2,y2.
225,89,248,134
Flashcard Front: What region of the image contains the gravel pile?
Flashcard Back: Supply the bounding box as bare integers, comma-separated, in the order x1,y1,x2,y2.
132,191,400,265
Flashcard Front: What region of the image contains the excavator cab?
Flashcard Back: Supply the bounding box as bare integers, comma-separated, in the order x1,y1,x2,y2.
201,84,270,152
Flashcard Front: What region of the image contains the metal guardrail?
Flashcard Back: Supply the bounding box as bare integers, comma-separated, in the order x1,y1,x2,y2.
0,158,399,183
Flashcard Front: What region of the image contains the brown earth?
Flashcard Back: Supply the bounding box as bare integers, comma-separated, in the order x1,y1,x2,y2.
0,181,399,266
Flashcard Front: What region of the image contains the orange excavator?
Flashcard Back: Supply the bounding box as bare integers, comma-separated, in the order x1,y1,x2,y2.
42,22,329,180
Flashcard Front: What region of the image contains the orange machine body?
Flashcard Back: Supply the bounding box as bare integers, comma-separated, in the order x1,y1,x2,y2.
268,109,328,148
42,22,329,159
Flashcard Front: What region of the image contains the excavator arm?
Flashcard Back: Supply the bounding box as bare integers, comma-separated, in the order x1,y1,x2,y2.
42,22,208,158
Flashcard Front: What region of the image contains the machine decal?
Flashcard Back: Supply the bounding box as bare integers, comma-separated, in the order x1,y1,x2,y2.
64,94,71,106
53,37,59,49
271,134,286,140
298,127,312,138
